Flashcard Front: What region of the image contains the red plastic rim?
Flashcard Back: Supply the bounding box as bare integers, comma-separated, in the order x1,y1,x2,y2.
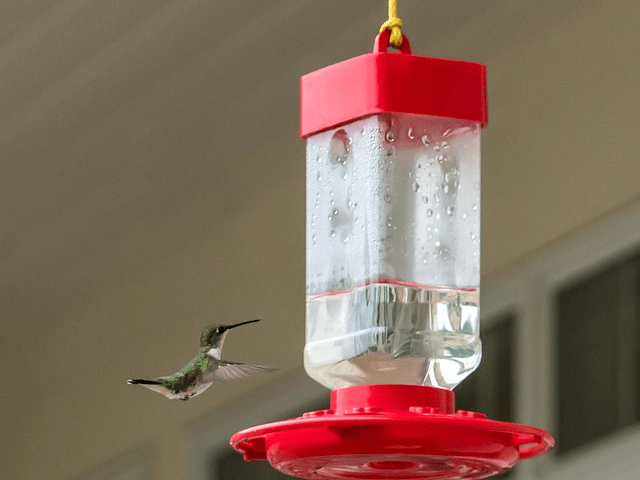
231,385,554,480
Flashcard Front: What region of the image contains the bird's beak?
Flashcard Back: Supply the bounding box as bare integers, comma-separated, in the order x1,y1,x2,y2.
225,318,261,331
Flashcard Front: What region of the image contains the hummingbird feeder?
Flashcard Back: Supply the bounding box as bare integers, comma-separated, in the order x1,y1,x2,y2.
231,19,553,480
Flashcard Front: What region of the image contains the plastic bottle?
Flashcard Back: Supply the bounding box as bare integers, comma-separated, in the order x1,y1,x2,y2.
305,112,481,390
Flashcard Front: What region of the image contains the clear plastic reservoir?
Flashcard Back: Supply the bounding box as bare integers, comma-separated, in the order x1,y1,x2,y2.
305,113,481,390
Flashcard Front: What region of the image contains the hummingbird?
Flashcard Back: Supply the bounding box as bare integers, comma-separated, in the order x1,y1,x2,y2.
127,319,276,401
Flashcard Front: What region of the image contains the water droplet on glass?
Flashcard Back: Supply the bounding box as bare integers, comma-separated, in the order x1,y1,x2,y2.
446,206,455,216
437,155,445,164
384,194,391,203
330,129,350,164
426,209,433,217
434,192,441,202
341,230,349,243
470,232,477,240
330,230,336,237
386,215,393,227
421,135,430,146
408,127,415,139
462,213,468,220
442,141,450,149
472,204,478,211
412,182,420,192
435,241,441,247
422,195,428,204
442,184,449,193
434,145,441,152
361,127,366,136
385,130,395,143
422,259,427,264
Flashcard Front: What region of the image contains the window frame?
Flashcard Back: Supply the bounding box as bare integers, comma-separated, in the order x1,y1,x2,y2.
486,201,640,480
190,201,640,480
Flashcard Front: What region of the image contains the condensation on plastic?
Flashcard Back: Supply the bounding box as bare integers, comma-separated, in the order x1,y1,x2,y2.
305,113,482,390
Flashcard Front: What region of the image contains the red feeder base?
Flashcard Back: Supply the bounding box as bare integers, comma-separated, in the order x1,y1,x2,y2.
230,384,554,479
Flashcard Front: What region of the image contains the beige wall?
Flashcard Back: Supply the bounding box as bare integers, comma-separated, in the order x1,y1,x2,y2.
1,1,639,479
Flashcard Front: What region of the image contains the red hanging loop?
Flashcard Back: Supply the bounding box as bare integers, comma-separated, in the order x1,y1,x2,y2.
374,28,411,54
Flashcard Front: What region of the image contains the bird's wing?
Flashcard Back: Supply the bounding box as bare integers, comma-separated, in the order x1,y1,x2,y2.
212,360,277,382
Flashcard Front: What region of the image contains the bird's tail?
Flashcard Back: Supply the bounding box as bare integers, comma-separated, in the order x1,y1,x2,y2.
127,378,162,385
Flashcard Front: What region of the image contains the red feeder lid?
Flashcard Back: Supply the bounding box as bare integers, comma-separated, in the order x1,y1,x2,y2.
300,30,488,139
231,384,554,480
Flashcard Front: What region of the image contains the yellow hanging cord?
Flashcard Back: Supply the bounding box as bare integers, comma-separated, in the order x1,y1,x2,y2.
379,0,403,47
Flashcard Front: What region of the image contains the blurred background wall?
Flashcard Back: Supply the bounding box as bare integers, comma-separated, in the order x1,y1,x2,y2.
1,1,639,479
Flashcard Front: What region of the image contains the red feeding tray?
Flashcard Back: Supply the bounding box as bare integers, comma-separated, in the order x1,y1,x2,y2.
231,384,554,479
